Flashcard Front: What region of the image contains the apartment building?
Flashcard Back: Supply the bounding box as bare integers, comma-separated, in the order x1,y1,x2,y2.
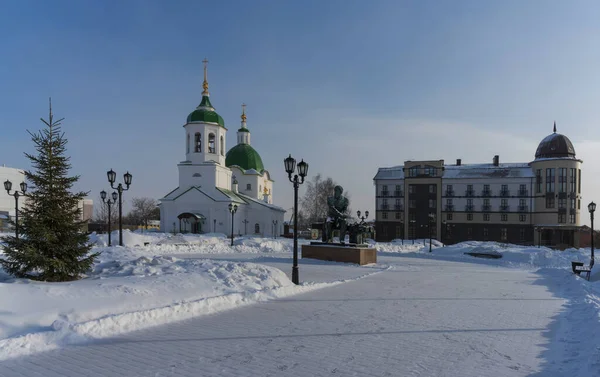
373,126,583,248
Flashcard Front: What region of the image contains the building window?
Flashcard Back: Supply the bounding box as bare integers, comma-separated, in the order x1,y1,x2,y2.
536,169,542,193
501,184,508,195
409,212,416,221
570,168,576,193
408,166,419,177
501,199,508,209
255,223,260,233
519,184,527,196
187,134,190,153
570,214,576,224
483,213,490,221
558,214,566,223
519,229,525,242
467,213,473,221
570,198,576,209
467,184,474,196
429,185,436,194
446,213,452,220
446,184,453,196
395,198,402,207
408,185,415,194
382,212,388,219
395,185,402,196
501,228,508,241
546,196,555,209
220,136,224,156
483,228,489,238
195,133,202,153
519,214,526,222
409,200,416,208
381,185,388,196
558,198,566,209
483,184,491,195
501,214,508,221
578,199,581,210
208,133,216,153
382,227,388,237
424,166,436,176
395,212,401,220
578,169,581,193
395,226,402,238
429,199,436,209
467,228,473,239
247,183,252,191
382,198,388,209
558,168,567,193
546,168,555,192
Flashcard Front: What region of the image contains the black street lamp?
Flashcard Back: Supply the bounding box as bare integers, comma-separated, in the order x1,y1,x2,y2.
242,219,249,235
228,203,238,246
284,154,309,285
272,220,278,239
428,214,435,252
356,210,369,223
106,169,132,246
100,190,118,246
4,180,27,240
409,219,416,244
589,201,596,269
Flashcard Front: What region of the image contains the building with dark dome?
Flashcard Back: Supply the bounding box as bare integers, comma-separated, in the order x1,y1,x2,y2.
373,123,583,248
159,61,285,236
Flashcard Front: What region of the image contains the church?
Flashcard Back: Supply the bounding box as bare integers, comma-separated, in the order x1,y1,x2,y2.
159,61,285,236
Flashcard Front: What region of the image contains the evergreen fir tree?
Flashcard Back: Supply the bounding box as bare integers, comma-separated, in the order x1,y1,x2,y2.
0,99,98,281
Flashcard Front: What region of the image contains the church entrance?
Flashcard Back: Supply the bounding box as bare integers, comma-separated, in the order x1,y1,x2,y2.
177,212,206,234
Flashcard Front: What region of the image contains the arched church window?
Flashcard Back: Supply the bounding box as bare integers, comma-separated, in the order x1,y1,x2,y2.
246,183,251,191
208,133,216,153
195,133,201,153
255,223,260,234
187,134,190,154
220,136,224,156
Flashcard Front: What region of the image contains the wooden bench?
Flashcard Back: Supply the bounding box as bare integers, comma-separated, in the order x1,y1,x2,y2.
572,262,593,281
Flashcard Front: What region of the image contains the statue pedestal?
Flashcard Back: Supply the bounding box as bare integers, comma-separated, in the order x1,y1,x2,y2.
301,243,377,265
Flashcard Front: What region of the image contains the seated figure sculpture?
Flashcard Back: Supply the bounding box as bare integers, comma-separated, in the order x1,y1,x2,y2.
323,185,349,243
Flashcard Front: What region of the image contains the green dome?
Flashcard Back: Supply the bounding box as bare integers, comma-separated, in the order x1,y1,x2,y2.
226,144,264,172
186,96,225,127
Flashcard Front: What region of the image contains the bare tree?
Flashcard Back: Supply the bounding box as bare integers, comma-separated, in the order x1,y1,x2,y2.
300,174,351,225
130,197,158,230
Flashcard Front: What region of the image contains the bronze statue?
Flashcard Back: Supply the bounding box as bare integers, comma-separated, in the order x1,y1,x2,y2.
323,185,349,243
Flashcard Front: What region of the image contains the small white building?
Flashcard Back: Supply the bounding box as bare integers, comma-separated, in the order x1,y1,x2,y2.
159,62,285,236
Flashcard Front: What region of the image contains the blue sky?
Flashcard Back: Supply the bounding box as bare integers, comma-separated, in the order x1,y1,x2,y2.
1,0,600,225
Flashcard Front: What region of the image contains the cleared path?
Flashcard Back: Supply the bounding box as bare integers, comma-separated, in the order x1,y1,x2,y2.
0,257,565,377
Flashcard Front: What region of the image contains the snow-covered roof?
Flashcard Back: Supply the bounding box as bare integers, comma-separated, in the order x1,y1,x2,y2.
374,162,535,180
236,192,286,212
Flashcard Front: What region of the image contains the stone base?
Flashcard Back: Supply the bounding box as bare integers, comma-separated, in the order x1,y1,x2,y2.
302,244,377,265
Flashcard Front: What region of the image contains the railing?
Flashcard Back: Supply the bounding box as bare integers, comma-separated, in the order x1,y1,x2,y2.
394,191,404,197
445,190,455,197
482,205,491,212
500,205,510,212
518,206,528,212
444,205,454,211
481,190,492,197
381,191,389,197
381,205,389,210
518,190,528,196
465,205,475,212
465,190,475,197
500,190,510,197
394,205,404,211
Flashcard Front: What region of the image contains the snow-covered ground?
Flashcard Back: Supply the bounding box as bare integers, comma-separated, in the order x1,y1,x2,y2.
1,230,600,375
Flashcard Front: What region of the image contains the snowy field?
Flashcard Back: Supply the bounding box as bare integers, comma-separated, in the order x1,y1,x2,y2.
1,230,600,375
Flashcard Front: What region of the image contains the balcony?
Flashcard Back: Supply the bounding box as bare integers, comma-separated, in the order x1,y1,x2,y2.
381,205,389,210
465,190,475,197
465,205,475,212
500,205,510,212
482,205,492,212
394,191,404,197
518,190,528,197
444,205,454,212
518,205,528,212
481,190,492,197
500,190,510,197
394,205,404,211
381,191,389,197
445,190,455,197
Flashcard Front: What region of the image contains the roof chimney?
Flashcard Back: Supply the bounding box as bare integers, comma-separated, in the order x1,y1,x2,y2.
493,155,499,167
456,159,461,166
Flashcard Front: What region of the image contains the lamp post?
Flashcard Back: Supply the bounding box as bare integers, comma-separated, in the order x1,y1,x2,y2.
100,190,118,246
284,154,309,285
356,210,369,223
409,219,416,244
228,203,238,246
242,219,249,235
106,169,132,246
272,219,278,239
428,214,434,252
4,180,27,240
589,202,596,269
